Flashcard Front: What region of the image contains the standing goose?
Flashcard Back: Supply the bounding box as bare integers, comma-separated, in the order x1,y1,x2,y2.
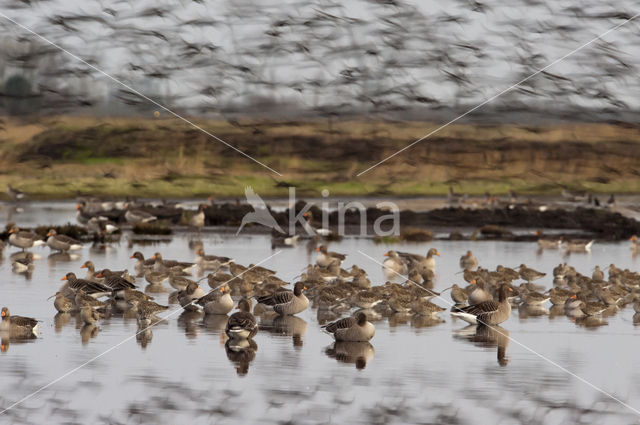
322,311,375,342
177,281,206,311
46,229,83,252
316,245,347,268
225,298,258,339
256,282,309,316
459,250,478,270
194,248,232,270
7,225,44,251
196,285,234,314
60,272,110,299
0,307,38,337
152,252,194,273
130,252,155,275
451,284,513,325
95,269,136,297
189,204,206,232
383,251,408,275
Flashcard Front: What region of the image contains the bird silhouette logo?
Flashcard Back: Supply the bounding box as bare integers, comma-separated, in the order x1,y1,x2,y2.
236,186,284,235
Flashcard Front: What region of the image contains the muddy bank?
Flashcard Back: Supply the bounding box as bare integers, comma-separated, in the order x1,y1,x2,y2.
204,202,640,240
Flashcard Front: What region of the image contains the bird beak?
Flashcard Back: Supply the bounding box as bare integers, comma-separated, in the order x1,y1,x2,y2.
570,294,577,299
470,279,476,285
220,287,225,293
384,252,389,257
61,276,67,281
315,248,320,252
8,229,14,234
508,287,513,292
96,273,103,278
80,264,86,269
129,255,135,259
303,286,308,290
1,311,5,317
75,205,80,210
47,294,56,300
47,231,51,236
436,251,440,257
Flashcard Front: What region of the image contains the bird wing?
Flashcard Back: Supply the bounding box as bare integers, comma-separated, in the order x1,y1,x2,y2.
456,300,500,316
10,315,38,328
396,251,421,262
55,234,82,245
244,186,267,209
257,290,293,306
323,316,356,333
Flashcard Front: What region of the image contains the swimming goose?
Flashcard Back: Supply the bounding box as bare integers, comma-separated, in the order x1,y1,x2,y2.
124,206,157,224
130,252,155,275
46,229,83,252
194,248,232,270
0,307,38,337
451,284,513,325
459,250,478,270
7,225,44,250
518,264,546,283
322,311,375,342
256,282,309,316
398,248,439,274
316,245,346,268
225,298,258,339
383,250,408,275
196,285,234,314
561,239,594,252
189,204,206,231
535,230,560,249
11,252,35,273
152,252,194,273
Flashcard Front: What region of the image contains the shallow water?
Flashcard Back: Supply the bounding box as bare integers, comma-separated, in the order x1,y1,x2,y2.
1,203,640,424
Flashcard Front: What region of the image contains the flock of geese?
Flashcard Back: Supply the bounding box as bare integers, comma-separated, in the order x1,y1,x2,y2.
2,202,640,371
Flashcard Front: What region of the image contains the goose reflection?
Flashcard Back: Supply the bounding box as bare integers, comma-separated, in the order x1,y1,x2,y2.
202,314,229,334
178,310,204,339
225,338,258,376
260,315,307,347
453,324,510,366
324,341,375,370
517,304,549,319
0,332,37,353
47,252,80,264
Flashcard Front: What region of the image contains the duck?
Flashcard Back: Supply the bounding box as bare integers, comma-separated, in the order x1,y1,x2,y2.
322,311,375,342
225,298,258,339
194,248,232,270
518,264,546,283
459,250,478,270
256,282,309,316
189,204,206,231
383,250,408,275
7,224,44,250
451,284,513,325
0,307,38,337
196,285,234,314
316,245,346,268
46,229,83,252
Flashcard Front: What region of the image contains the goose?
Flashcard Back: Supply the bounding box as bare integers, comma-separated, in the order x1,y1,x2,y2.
561,239,594,252
124,205,157,224
152,252,194,273
130,252,154,275
534,230,560,249
196,285,234,314
322,311,375,342
177,281,206,311
7,225,44,250
95,269,136,297
383,250,408,275
451,284,513,325
256,282,309,316
468,279,493,305
189,204,206,232
225,298,258,339
459,250,478,270
397,248,439,274
11,252,35,274
194,248,232,270
46,229,83,252
0,307,38,338
316,245,346,268
60,272,110,299
79,261,102,282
